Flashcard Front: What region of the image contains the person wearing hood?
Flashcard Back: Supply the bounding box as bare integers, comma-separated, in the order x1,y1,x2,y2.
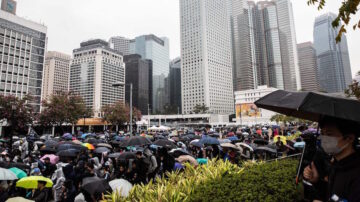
144,148,158,181
303,116,360,202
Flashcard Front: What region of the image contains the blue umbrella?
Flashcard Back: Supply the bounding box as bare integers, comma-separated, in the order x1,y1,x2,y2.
227,136,238,141
114,136,125,141
199,136,220,145
81,133,89,139
62,133,72,140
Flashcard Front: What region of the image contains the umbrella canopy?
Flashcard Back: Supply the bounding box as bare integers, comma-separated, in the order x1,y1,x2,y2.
82,176,110,194
199,136,220,145
255,90,360,123
108,153,122,158
9,167,27,179
294,142,306,148
118,152,136,161
227,136,238,141
220,143,240,150
56,149,78,157
176,155,198,166
34,141,44,146
253,138,269,145
94,147,111,154
82,143,95,150
219,139,232,144
6,197,34,202
44,140,58,147
235,143,254,152
121,136,151,147
96,143,113,149
0,162,29,170
196,158,208,165
169,148,190,158
85,138,101,145
57,143,85,152
0,168,18,180
40,154,59,165
40,146,56,154
109,179,133,197
189,139,203,148
16,176,53,189
62,133,72,140
72,140,82,145
153,139,177,149
254,146,277,154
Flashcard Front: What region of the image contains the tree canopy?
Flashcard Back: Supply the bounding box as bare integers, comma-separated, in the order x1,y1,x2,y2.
102,101,142,127
345,71,360,100
193,104,209,114
308,0,360,42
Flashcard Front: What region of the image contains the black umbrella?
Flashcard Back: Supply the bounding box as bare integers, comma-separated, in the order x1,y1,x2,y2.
44,140,58,147
118,152,136,161
253,138,269,145
254,146,277,154
121,136,151,147
108,153,122,158
57,143,85,152
255,90,360,123
82,176,110,194
85,138,102,145
40,146,56,154
56,149,78,157
153,139,177,149
168,148,190,158
0,161,29,170
94,147,111,154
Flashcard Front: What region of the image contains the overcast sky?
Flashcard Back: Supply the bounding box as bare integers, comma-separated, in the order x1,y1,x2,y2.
15,0,360,77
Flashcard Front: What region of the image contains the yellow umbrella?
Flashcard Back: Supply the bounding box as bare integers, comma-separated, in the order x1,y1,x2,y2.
273,135,287,145
16,176,53,189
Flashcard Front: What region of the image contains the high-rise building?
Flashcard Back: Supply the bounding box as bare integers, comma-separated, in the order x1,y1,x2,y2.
169,57,181,114
129,34,170,113
314,13,352,93
180,0,234,115
297,42,320,91
109,36,131,56
0,10,47,112
1,0,16,15
42,51,71,99
230,0,301,91
124,54,152,115
69,39,125,117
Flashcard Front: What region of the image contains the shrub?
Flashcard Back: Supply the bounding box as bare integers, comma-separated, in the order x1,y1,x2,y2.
104,159,301,202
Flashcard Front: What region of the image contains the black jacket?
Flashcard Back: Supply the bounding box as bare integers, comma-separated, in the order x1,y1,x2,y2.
328,152,360,202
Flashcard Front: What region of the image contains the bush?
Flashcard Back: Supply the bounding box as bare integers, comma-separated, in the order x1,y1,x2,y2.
104,159,301,202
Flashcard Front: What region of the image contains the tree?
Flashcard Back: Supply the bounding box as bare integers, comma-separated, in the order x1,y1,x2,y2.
193,104,209,114
102,101,142,130
39,91,89,132
0,94,35,135
307,0,360,42
345,71,360,100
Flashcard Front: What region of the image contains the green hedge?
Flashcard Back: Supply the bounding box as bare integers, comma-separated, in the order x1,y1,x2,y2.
105,159,302,202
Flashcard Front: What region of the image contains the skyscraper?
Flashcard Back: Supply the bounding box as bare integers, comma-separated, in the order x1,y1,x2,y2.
0,10,47,112
230,0,301,91
42,51,71,99
297,42,320,91
169,57,181,114
124,54,152,115
109,36,131,55
69,39,125,117
129,34,170,113
314,13,352,93
180,0,234,115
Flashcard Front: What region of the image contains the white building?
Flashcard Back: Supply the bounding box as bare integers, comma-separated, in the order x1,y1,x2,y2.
109,36,131,56
0,10,47,112
180,0,234,115
42,51,71,99
69,39,125,118
234,85,278,125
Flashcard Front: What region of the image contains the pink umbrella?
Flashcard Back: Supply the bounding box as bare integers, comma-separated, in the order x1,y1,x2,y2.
40,154,59,165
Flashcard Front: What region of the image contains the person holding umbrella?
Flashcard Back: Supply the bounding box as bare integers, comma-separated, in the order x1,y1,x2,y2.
31,180,48,202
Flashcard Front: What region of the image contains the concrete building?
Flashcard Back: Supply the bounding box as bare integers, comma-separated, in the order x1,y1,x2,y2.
230,0,300,91
109,36,131,56
180,0,234,115
234,85,278,125
1,0,16,15
129,34,170,113
42,51,71,99
0,10,47,112
297,42,320,91
124,54,152,115
69,39,125,117
169,57,181,114
314,13,352,93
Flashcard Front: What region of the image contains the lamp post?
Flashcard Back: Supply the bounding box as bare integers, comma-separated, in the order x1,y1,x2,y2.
83,114,86,133
113,82,133,136
10,104,16,151
148,104,151,129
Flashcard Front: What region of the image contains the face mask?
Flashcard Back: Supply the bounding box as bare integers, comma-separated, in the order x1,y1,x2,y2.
320,135,349,155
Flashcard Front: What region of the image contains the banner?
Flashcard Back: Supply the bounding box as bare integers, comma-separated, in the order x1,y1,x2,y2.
236,103,261,118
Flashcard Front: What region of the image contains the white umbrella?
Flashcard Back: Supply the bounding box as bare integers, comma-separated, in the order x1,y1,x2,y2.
6,197,34,202
0,168,18,180
220,143,240,150
109,179,133,197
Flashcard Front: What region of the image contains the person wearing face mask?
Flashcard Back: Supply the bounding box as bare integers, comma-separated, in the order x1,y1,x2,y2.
303,116,360,202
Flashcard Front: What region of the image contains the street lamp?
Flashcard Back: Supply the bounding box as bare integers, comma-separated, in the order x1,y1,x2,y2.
10,104,16,151
83,114,86,133
112,82,133,136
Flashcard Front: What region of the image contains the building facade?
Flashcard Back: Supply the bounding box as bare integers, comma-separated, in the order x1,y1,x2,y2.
124,54,152,115
180,0,234,115
0,10,47,112
69,39,125,117
297,42,320,91
42,51,71,99
313,13,352,93
235,85,278,125
169,57,181,114
129,34,170,113
109,36,131,56
1,0,16,15
230,0,300,91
